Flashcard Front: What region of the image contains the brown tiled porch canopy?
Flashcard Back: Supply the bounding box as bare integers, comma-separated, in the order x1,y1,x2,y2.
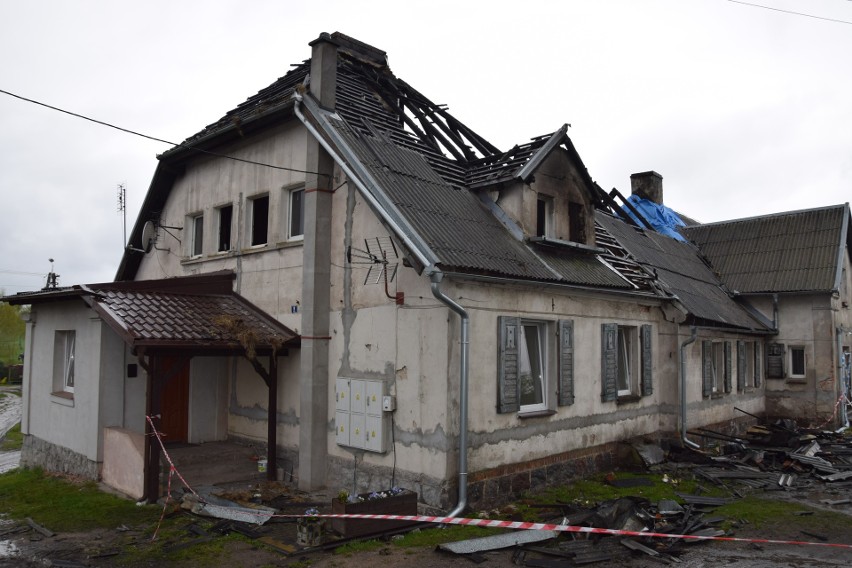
8,270,299,353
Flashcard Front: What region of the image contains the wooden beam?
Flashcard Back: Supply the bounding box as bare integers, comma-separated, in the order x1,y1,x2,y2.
267,353,278,481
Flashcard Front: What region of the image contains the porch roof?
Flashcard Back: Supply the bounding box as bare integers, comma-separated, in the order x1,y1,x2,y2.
6,271,299,353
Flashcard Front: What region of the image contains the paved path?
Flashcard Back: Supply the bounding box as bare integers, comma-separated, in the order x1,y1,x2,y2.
0,387,22,473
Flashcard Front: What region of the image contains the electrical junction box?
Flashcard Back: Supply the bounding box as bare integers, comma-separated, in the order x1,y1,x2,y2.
382,395,396,412
335,378,390,453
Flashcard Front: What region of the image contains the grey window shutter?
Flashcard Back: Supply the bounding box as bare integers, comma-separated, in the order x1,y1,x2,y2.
724,341,733,393
497,316,521,413
702,340,713,398
754,342,762,387
737,340,746,392
601,323,618,402
641,324,653,396
558,319,574,406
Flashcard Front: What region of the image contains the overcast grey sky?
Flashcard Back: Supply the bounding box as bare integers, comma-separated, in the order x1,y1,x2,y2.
1,0,850,292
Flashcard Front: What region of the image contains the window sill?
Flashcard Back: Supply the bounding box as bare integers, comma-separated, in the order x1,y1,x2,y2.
50,391,75,407
787,378,807,384
616,394,641,404
518,409,556,419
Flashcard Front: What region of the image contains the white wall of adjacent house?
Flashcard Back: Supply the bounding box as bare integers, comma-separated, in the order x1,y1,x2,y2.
23,301,119,463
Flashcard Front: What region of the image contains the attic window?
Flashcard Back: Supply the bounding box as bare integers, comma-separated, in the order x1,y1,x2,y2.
568,201,586,243
536,195,553,238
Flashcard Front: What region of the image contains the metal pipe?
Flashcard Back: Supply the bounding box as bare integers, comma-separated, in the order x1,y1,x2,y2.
430,273,470,518
680,327,700,449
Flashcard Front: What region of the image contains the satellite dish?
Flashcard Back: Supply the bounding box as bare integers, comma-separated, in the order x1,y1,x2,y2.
141,221,158,253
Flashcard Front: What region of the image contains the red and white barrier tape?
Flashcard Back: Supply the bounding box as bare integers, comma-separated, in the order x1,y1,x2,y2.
286,512,852,550
143,416,852,550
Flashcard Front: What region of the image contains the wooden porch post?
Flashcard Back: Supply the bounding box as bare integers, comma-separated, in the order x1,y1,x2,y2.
267,352,278,481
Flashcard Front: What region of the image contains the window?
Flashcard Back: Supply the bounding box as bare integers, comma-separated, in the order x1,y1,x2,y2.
568,201,586,243
289,188,304,240
189,214,204,257
535,194,553,238
702,340,732,397
790,346,806,378
601,324,653,402
53,330,75,394
217,205,233,252
249,194,269,246
518,322,547,412
497,317,574,414
736,340,762,390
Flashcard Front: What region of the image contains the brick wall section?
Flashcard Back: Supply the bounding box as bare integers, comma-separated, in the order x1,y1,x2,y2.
466,442,620,511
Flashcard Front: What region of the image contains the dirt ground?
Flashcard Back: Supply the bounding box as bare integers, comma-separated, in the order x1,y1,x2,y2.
2,483,852,568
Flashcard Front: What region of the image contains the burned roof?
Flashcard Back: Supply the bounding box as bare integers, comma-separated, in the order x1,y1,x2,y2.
680,204,851,295
597,213,771,331
117,32,669,298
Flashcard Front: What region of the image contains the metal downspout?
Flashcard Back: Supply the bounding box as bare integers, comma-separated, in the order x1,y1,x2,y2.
838,327,850,430
295,95,470,516
680,327,700,449
430,273,470,518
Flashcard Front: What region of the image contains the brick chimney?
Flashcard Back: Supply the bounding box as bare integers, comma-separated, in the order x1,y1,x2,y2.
630,171,663,205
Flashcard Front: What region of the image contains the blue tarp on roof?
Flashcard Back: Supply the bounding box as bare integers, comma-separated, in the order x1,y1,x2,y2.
626,195,687,242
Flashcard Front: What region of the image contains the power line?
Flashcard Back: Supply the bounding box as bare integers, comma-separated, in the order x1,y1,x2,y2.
0,88,329,177
0,270,44,277
726,0,852,25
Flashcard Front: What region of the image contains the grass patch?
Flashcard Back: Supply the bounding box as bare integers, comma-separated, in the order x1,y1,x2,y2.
715,495,852,533
0,467,158,532
1,421,22,451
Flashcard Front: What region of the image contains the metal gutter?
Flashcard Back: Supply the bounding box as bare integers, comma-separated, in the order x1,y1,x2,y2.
680,327,700,449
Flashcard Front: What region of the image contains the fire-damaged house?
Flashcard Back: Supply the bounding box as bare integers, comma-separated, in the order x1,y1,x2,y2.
5,32,851,511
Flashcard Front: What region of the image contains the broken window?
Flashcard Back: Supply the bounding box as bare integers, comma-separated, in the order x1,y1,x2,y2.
496,317,574,414
53,330,75,394
535,194,553,238
702,340,732,396
789,346,806,378
190,214,203,257
601,323,652,402
289,187,304,240
217,204,233,252
568,201,586,243
249,194,269,246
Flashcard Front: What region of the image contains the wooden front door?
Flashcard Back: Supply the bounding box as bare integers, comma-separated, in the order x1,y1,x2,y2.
159,357,190,444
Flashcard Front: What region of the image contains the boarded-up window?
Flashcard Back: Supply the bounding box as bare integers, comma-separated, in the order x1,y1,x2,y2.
767,343,785,378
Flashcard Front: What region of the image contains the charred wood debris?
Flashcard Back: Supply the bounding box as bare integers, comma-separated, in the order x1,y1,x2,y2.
476,416,852,566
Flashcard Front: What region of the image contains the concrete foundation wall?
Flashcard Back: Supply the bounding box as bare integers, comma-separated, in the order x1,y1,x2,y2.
21,434,99,480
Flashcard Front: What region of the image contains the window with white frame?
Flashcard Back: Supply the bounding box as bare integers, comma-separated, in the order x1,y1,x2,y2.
702,340,732,396
248,194,269,246
789,346,806,378
217,204,233,252
497,317,575,414
53,330,75,394
288,187,304,240
518,322,547,412
535,194,553,238
190,214,204,257
601,323,653,402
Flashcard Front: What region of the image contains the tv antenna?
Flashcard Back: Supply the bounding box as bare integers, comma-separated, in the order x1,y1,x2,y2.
346,236,402,303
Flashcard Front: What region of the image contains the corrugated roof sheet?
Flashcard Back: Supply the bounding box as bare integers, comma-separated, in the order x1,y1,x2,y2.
597,213,768,330
680,205,850,294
